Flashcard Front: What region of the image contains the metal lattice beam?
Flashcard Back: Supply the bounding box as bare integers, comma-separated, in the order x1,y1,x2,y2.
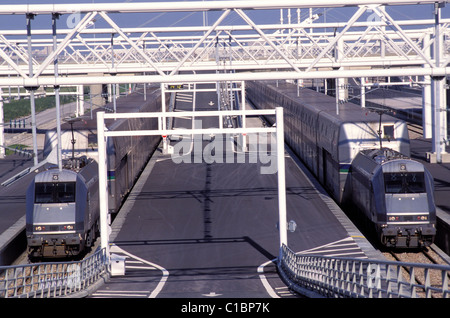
0,1,448,162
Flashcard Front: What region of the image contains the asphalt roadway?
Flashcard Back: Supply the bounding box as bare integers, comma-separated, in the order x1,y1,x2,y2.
92,87,380,299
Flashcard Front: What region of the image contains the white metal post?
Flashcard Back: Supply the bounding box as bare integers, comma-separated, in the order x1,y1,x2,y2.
422,32,433,139
97,111,110,259
241,81,247,151
276,107,287,250
78,85,85,116
53,14,62,171
423,73,432,138
161,83,168,153
360,77,366,108
432,2,447,162
26,13,39,166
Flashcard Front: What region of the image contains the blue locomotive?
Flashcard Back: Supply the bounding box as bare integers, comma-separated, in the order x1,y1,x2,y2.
26,157,99,258
351,148,436,248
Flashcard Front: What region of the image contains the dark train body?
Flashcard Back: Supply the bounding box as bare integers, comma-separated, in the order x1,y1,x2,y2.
351,148,436,247
246,80,436,248
26,157,100,258
26,87,165,258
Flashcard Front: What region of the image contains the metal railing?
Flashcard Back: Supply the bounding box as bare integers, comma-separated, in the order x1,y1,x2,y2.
278,244,450,298
0,248,108,298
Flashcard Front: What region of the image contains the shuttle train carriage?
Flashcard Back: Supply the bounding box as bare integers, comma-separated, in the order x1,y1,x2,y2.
246,80,436,248
26,87,165,258
351,148,436,248
43,87,166,215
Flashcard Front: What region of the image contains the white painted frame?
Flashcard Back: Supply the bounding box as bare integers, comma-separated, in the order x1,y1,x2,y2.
96,107,287,260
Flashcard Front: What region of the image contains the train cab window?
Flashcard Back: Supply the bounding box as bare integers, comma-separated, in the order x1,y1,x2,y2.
384,172,425,194
383,125,395,140
35,182,76,203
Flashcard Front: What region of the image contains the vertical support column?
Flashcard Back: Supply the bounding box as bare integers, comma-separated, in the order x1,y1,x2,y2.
335,38,347,114
52,14,62,171
97,111,110,260
89,74,105,109
78,85,85,116
276,107,287,252
0,87,4,159
26,13,39,166
110,33,117,113
423,32,432,138
143,72,147,101
241,81,247,151
161,83,168,153
360,77,366,108
423,71,432,138
431,76,446,162
431,3,447,163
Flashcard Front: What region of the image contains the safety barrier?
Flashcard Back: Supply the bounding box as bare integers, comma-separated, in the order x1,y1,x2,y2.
278,244,450,298
0,248,108,298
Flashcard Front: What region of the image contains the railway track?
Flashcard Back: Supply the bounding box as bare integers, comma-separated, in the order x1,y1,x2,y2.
382,245,450,298
384,244,450,266
407,123,423,139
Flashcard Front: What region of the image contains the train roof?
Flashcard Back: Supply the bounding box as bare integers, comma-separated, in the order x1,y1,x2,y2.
269,82,401,124
58,85,161,132
352,148,426,176
359,148,410,161
34,168,77,183
33,157,97,183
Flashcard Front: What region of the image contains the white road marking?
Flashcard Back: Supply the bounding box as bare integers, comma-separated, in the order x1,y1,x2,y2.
257,259,280,298
92,290,149,298
110,244,169,298
297,237,368,258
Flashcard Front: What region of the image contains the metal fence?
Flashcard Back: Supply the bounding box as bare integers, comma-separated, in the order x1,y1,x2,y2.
278,244,450,298
0,248,108,298
3,244,449,298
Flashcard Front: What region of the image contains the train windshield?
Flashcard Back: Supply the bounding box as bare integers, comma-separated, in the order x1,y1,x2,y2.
384,172,426,194
34,182,76,203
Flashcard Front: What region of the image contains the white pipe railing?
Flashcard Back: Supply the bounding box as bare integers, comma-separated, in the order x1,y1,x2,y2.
278,244,450,298
0,248,108,298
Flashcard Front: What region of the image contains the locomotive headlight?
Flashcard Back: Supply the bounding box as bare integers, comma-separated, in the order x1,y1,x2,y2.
417,215,428,221
35,225,45,231
388,216,400,221
62,225,74,231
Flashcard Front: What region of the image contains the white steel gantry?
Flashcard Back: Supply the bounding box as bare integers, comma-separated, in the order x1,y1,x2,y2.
0,1,448,84
96,108,287,259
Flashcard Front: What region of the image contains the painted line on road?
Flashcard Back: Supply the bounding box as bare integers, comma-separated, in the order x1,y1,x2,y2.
92,290,149,298
125,265,157,270
257,258,280,298
110,244,169,298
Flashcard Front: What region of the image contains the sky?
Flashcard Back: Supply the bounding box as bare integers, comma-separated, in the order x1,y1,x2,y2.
0,0,448,31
